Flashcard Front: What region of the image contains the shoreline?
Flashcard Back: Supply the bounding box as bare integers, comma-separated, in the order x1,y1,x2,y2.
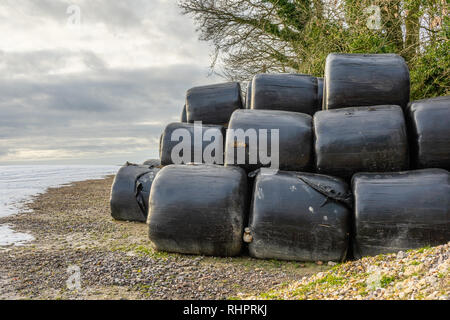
0,166,118,247
0,175,326,300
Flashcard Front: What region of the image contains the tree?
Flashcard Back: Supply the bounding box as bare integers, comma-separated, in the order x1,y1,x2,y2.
179,0,312,80
180,0,449,99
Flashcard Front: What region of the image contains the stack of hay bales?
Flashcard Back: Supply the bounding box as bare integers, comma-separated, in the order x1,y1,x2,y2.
110,53,450,261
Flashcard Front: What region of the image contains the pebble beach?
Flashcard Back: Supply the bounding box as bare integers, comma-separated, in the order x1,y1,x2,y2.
0,175,448,300
0,176,327,300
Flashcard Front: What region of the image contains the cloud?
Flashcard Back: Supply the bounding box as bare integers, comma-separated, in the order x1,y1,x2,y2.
0,50,108,76
0,0,222,164
0,64,220,164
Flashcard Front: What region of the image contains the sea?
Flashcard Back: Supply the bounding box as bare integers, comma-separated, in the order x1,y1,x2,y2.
0,165,119,246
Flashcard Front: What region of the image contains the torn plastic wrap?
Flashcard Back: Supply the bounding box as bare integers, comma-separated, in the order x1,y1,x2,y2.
317,77,324,111
406,96,450,170
159,122,225,166
324,53,410,110
352,169,450,258
180,105,187,122
186,82,243,125
251,73,318,115
248,170,351,261
314,105,409,180
142,159,161,167
224,109,313,172
110,162,160,222
148,164,248,256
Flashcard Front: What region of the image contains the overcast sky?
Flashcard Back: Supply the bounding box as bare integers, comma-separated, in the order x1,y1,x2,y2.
0,0,220,165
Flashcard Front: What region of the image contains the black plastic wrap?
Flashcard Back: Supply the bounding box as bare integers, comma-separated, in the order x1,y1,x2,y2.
352,169,450,258
314,105,409,180
160,122,225,166
251,73,318,115
110,163,160,222
245,80,252,109
225,109,312,172
317,77,324,111
158,132,163,157
186,82,243,125
406,96,450,170
143,159,161,167
180,105,187,122
148,164,248,256
248,170,351,261
324,53,410,110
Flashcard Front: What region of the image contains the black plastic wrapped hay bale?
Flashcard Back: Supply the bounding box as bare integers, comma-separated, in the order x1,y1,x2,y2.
143,159,161,167
180,105,187,122
406,96,450,170
110,162,160,222
314,105,409,180
251,73,318,115
247,170,352,261
186,82,243,125
317,77,324,111
352,169,450,258
324,53,410,110
148,164,248,256
160,122,225,166
225,109,312,172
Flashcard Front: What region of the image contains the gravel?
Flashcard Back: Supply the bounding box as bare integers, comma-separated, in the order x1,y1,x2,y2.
248,243,449,300
0,176,326,300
